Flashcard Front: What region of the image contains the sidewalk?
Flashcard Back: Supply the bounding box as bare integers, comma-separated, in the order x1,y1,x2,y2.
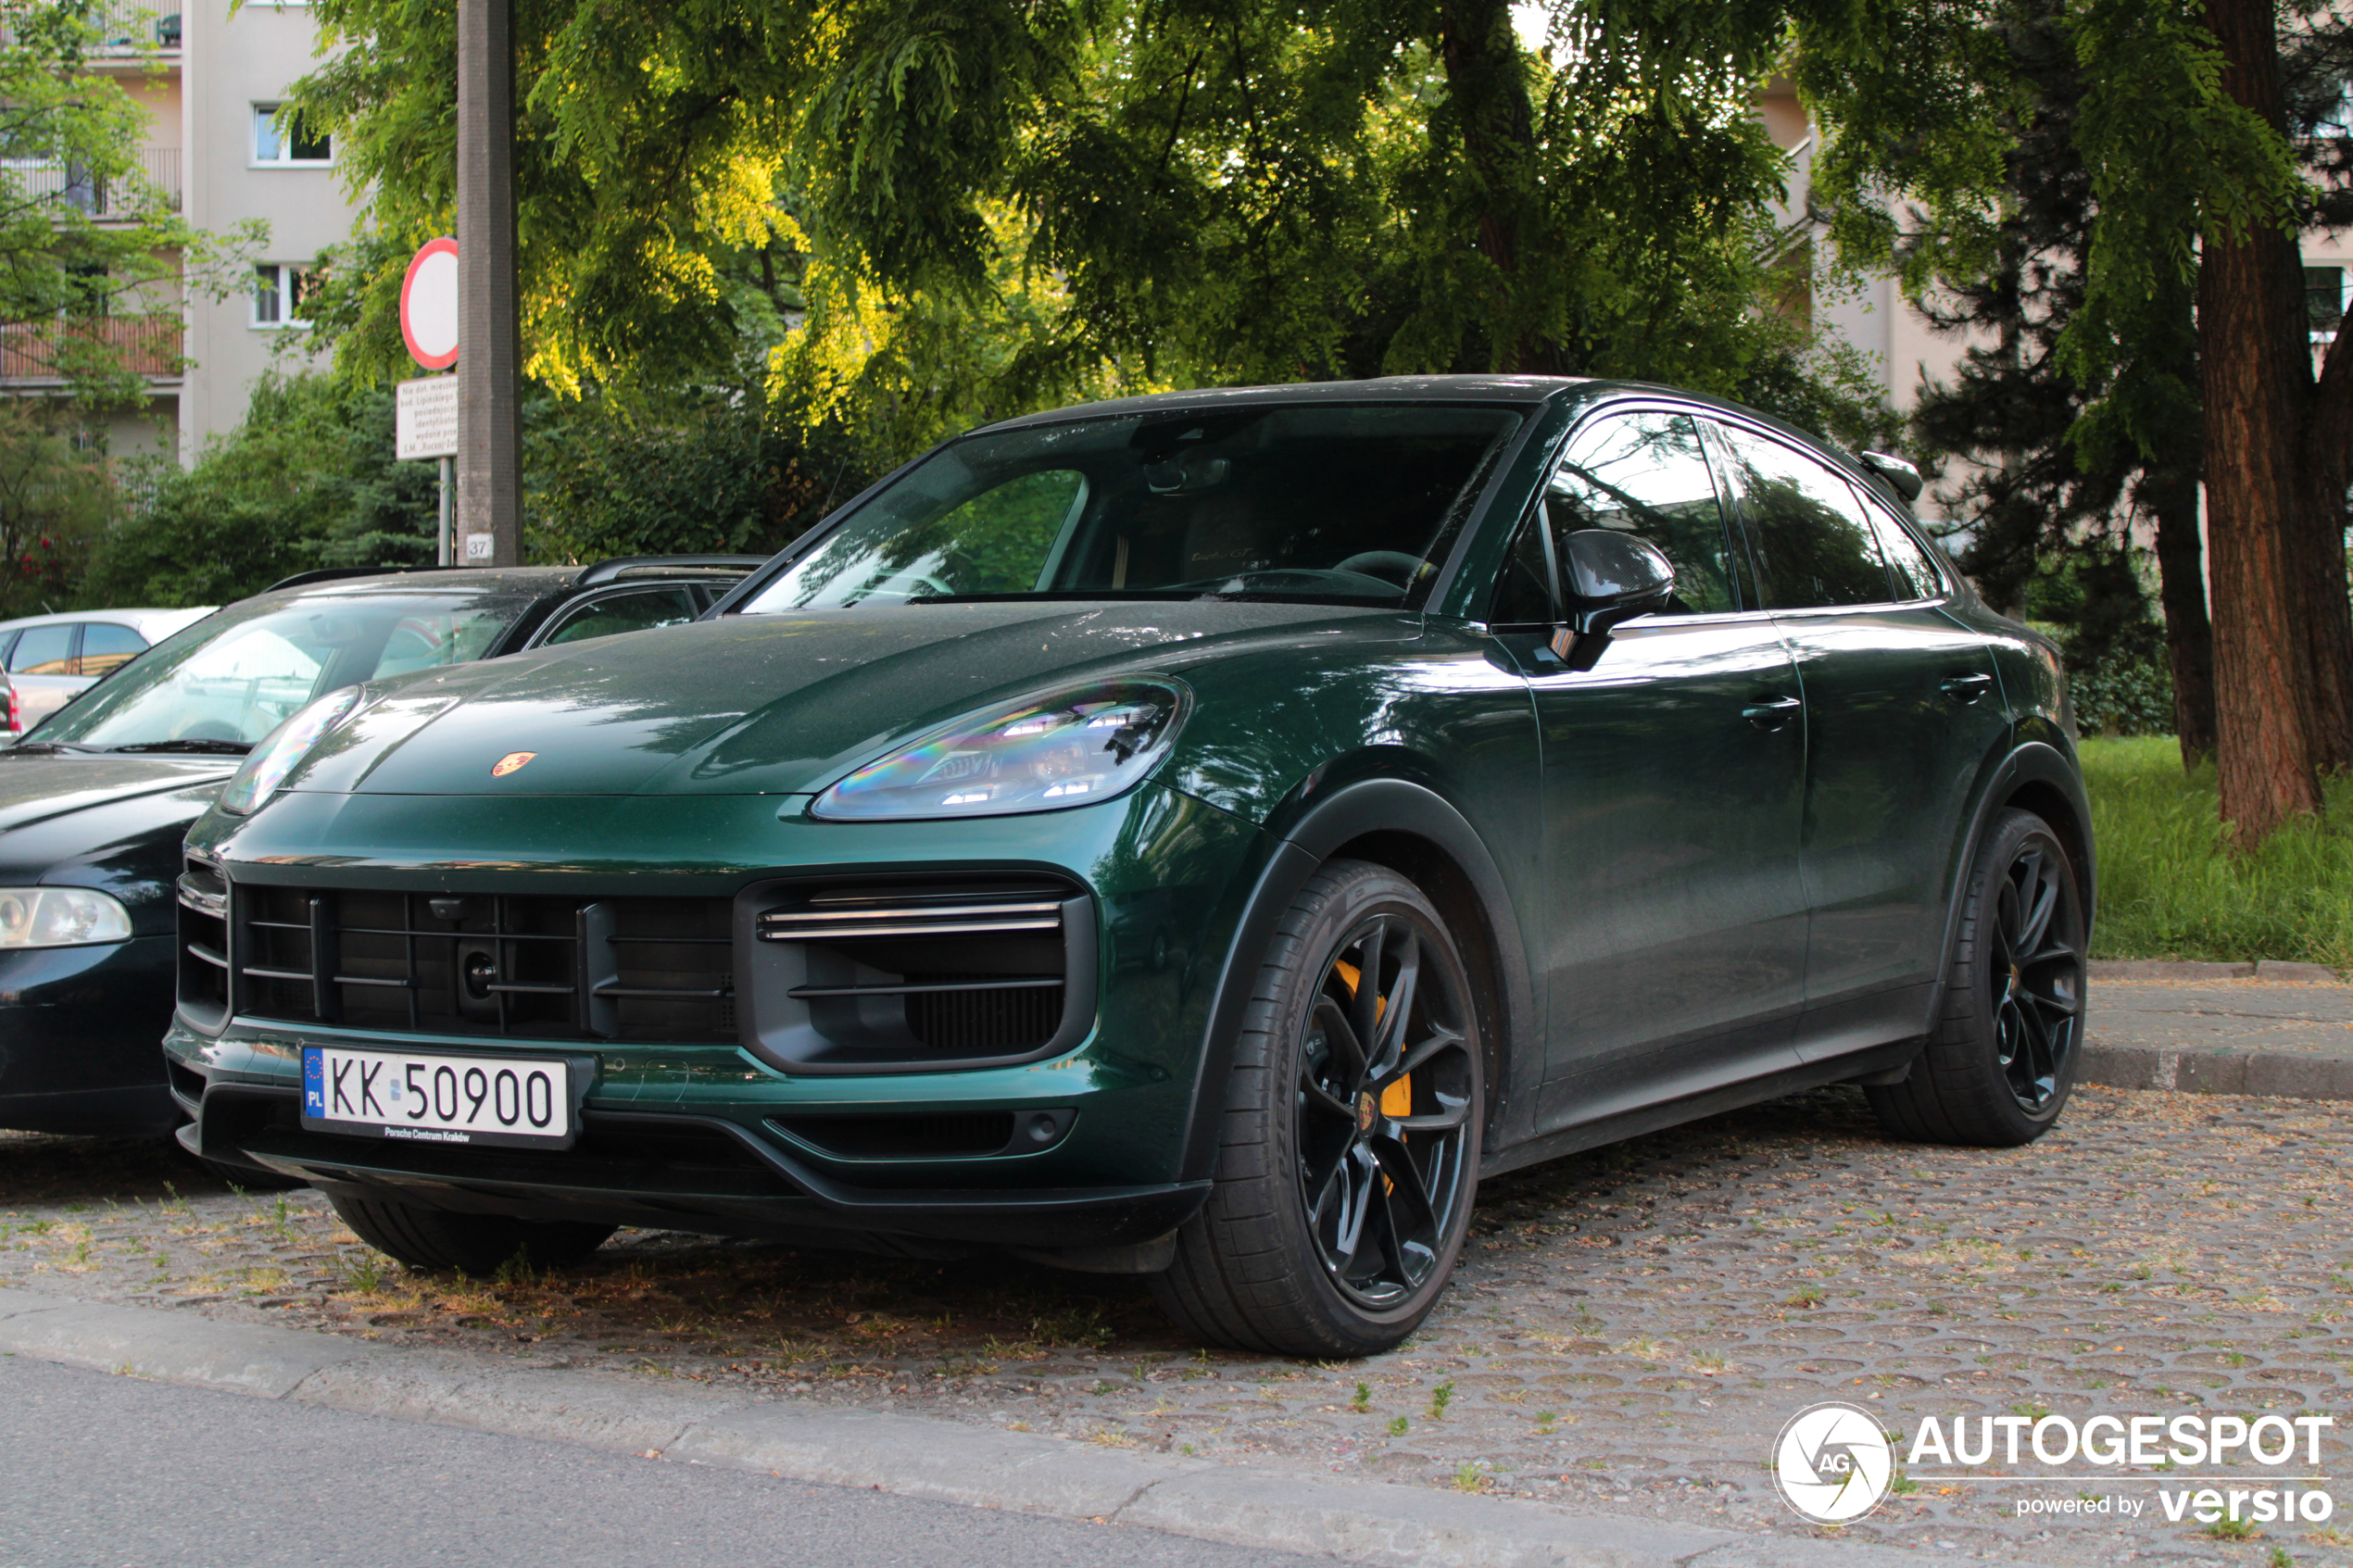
2082,960,2353,1098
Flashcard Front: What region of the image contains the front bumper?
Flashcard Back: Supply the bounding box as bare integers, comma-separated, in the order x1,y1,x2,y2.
168,1033,1208,1250
0,935,178,1135
172,782,1265,1252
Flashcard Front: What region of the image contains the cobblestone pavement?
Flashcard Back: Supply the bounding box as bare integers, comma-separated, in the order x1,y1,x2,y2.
5,1085,2348,1566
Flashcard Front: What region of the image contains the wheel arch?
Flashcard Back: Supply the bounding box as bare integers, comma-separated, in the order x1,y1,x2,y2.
1176,777,1539,1184
1936,740,2098,991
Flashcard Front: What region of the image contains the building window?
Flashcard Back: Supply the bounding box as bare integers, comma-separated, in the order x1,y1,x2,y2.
253,104,332,166
2307,266,2347,340
254,264,314,328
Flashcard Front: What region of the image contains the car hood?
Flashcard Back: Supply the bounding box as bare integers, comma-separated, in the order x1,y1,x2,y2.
287,599,1417,800
0,754,237,834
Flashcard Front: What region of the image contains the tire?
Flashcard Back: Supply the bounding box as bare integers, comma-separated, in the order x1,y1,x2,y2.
328,1193,614,1277
1868,809,2087,1147
1151,859,1483,1358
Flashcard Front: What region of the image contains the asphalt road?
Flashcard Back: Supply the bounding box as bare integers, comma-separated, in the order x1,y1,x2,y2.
0,1355,1318,1568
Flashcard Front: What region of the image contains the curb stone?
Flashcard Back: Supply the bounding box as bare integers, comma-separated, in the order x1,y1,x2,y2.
0,1286,2034,1568
2087,958,2347,983
2080,959,2353,1101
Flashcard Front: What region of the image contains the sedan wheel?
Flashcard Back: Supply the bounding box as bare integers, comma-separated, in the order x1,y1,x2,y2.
1868,809,2086,1147
1151,860,1482,1357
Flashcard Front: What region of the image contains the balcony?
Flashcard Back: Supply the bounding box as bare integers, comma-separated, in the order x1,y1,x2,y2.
14,147,182,218
0,4,181,55
0,315,183,384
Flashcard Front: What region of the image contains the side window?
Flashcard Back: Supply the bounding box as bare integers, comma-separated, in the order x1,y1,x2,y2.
9,624,74,675
1488,513,1555,624
1711,426,1894,609
1854,490,1947,601
1545,411,1742,615
77,623,147,677
540,588,699,647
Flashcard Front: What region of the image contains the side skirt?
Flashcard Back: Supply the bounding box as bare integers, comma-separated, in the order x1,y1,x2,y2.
1478,1037,1925,1180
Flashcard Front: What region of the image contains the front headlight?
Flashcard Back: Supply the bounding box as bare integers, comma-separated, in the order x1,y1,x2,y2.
812,678,1190,822
217,688,363,816
0,886,132,947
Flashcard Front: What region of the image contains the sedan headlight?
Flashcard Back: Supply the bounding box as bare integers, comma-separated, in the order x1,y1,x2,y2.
812,679,1189,821
217,688,363,816
0,886,132,947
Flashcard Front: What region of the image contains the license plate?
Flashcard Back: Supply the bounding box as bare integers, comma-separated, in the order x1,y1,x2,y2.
301,1046,577,1149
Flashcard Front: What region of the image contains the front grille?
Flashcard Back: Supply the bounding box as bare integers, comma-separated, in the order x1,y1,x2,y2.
227,886,735,1042
749,879,1088,1070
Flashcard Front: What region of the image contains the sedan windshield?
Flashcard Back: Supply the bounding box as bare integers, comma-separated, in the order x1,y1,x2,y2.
741,403,1525,612
21,591,536,751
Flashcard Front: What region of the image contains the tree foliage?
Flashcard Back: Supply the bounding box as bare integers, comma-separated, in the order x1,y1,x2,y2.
291,0,1889,450
82,374,440,607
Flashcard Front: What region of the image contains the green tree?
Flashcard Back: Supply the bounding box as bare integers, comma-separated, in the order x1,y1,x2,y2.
290,0,1881,439
0,400,113,617
82,373,439,607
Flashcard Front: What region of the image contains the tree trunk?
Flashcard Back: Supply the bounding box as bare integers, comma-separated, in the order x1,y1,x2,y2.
1436,0,1541,370
2199,0,2326,840
2144,462,2218,765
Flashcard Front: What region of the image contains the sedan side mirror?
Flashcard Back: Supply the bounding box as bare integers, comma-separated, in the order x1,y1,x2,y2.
1551,530,1675,671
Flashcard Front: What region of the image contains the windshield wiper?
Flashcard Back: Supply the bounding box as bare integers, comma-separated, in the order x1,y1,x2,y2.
107,739,254,756
3,741,100,755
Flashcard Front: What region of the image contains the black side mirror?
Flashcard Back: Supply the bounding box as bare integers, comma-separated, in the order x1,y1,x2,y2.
1551,530,1675,671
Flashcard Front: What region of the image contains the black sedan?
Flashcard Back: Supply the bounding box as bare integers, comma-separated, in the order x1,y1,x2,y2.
0,557,760,1137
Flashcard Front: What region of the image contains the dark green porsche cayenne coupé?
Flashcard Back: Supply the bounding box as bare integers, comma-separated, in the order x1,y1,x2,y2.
170,376,2091,1357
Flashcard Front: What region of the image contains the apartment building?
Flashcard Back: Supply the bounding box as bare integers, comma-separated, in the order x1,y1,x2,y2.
10,1,353,465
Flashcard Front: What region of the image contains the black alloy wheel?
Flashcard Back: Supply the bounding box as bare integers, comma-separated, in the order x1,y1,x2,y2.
1987,836,2082,1112
1152,859,1483,1358
1294,913,1476,1311
1868,809,2087,1147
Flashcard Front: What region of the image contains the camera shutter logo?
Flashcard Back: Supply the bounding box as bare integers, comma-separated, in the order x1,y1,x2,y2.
1772,1402,1895,1524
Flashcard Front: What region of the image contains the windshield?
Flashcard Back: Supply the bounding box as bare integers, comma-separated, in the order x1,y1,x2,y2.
24,591,536,751
740,403,1525,613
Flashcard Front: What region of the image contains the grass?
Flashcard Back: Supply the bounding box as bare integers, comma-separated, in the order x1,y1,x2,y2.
2082,735,2353,966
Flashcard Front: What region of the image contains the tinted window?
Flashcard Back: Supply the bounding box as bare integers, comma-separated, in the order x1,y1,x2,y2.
744,404,1524,611
1545,412,1741,615
1489,514,1555,623
1713,425,1894,609
77,622,146,677
541,587,699,647
9,624,73,675
1856,493,1947,600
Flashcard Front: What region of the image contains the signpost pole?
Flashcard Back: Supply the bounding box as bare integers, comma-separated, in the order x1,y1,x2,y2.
456,0,521,567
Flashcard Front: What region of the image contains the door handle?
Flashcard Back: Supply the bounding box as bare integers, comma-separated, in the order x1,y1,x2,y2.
1742,695,1802,731
1940,671,1994,704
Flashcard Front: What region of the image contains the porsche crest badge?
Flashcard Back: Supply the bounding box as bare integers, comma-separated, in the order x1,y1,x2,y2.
491,751,536,778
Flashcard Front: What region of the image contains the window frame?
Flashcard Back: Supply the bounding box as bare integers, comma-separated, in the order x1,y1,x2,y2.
250,102,333,168
7,621,79,677
251,262,314,330
74,620,148,678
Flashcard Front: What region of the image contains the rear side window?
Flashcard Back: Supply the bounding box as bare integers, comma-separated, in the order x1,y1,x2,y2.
77,622,146,677
1855,492,1947,601
1710,425,1894,609
541,587,699,647
8,624,73,675
1544,411,1743,615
